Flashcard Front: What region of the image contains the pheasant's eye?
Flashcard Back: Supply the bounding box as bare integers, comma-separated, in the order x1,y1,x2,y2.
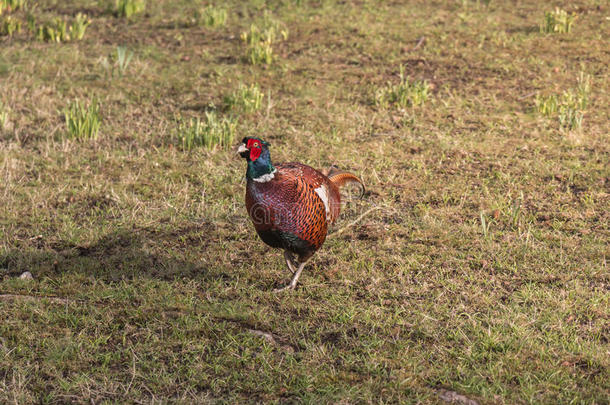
253,142,259,147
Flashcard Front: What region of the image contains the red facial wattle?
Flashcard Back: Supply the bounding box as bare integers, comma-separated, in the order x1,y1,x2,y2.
249,147,262,161
247,139,262,161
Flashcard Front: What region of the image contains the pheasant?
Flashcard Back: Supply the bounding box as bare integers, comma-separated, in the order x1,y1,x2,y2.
237,137,364,292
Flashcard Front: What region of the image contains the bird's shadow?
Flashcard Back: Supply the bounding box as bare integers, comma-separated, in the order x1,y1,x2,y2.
1,224,218,283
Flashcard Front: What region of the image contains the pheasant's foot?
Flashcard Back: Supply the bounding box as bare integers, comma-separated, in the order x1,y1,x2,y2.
283,251,297,274
272,283,295,293
272,261,306,293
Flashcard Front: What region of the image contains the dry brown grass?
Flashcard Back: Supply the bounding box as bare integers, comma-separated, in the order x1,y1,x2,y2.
1,0,608,403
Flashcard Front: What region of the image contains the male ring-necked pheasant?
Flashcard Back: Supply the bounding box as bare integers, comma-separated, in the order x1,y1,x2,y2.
238,137,364,292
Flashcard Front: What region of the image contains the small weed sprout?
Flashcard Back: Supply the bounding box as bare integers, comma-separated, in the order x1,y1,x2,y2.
509,195,523,229
37,19,67,42
241,16,288,65
540,8,576,34
100,46,134,78
241,24,274,65
0,15,21,36
557,103,582,131
116,46,133,76
115,0,145,19
480,212,492,239
535,73,590,131
196,6,227,28
0,0,26,14
575,71,590,110
248,39,274,65
459,0,491,8
224,83,264,113
99,56,111,77
71,13,91,40
25,12,35,32
376,65,430,108
175,112,237,151
534,94,558,117
64,98,102,140
0,102,8,129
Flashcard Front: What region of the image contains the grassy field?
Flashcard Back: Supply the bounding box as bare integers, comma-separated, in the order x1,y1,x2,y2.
1,0,608,403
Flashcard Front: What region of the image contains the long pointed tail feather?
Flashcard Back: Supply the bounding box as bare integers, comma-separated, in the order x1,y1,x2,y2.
327,167,365,198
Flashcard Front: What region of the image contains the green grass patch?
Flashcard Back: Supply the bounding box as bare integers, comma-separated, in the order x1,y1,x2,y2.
36,13,90,42
0,14,20,36
224,83,265,114
196,5,227,28
0,0,26,14
64,98,102,141
540,8,577,34
535,73,590,131
376,65,431,108
241,15,288,65
113,0,145,19
174,112,237,151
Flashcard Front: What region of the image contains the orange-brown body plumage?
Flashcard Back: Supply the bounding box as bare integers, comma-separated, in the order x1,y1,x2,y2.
238,137,364,291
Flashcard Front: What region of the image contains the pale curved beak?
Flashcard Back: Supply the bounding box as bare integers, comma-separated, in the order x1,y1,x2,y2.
237,144,249,154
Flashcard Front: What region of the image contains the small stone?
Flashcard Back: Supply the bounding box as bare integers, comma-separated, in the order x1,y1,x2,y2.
439,389,479,405
281,345,295,354
19,271,33,280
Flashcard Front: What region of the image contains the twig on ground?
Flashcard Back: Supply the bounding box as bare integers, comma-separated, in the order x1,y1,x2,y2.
519,91,536,100
328,205,394,239
124,348,138,395
248,329,296,352
379,181,416,188
411,36,426,51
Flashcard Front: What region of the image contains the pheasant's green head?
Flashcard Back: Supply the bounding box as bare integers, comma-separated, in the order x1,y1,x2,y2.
238,137,275,181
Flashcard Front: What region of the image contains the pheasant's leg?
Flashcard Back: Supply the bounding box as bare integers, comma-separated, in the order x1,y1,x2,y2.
283,251,297,274
273,261,307,293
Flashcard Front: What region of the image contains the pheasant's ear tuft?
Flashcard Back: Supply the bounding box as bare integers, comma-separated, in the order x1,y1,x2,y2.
262,140,270,147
